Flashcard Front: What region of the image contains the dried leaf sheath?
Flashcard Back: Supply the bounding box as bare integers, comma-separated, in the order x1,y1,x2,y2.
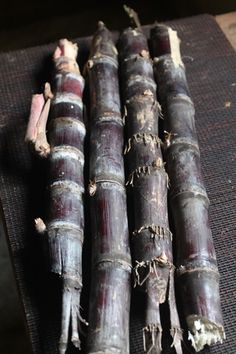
86,23,132,353
150,24,225,351
26,39,87,353
118,27,182,353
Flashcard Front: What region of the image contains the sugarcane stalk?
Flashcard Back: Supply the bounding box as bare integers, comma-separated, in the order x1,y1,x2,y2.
86,22,132,353
26,38,87,353
150,24,225,351
119,26,182,354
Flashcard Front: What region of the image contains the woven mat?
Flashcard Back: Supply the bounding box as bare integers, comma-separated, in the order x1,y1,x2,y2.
0,14,235,354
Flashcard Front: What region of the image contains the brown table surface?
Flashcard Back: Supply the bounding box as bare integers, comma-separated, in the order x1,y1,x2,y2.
0,14,236,354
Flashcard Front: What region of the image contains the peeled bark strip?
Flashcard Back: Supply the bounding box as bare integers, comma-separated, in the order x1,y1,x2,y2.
86,22,132,353
25,89,51,157
119,27,182,354
150,24,225,351
26,39,87,353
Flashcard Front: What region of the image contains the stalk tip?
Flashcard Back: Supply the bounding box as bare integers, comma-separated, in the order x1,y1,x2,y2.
44,82,53,100
123,4,141,29
98,20,105,29
54,38,78,62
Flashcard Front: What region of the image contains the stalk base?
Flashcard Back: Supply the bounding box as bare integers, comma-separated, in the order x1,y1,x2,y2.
143,324,162,354
59,280,88,354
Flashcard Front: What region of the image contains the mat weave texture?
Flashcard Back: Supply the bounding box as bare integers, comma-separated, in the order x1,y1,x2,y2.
0,14,235,354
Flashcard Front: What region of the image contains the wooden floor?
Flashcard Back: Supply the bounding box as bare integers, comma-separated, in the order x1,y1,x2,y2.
216,12,236,50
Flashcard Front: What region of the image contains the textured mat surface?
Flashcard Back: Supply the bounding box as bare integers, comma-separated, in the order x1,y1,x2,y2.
0,14,235,354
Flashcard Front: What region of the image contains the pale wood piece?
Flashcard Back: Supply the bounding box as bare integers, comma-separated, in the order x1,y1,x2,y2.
216,12,236,51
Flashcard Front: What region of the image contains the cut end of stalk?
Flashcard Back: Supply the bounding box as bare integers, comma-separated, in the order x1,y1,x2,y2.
44,82,54,100
55,38,78,60
59,279,88,353
98,20,105,29
143,324,162,354
54,38,80,74
35,217,47,234
187,316,225,352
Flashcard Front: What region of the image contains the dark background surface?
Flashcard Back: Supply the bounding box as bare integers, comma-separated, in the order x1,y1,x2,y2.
0,0,235,51
0,2,235,354
0,0,235,30
0,12,236,354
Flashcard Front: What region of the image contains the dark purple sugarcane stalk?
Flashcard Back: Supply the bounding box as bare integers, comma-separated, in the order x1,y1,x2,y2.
118,27,182,354
150,24,225,351
86,22,132,353
25,39,87,353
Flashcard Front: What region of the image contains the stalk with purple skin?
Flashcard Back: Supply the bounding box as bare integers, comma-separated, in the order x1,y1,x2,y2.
86,22,132,353
25,39,88,353
118,26,182,354
150,24,225,351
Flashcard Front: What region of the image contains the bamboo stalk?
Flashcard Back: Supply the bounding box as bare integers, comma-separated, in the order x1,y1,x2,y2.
118,26,182,354
26,39,87,353
150,24,225,351
86,22,132,353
